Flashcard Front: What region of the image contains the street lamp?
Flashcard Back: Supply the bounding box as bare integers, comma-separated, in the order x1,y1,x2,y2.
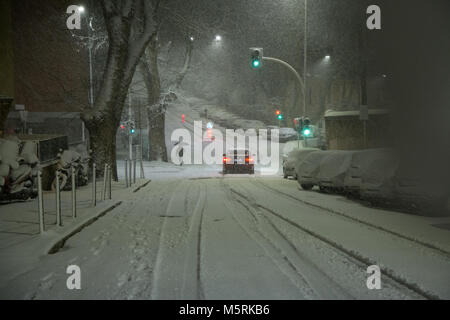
325,55,331,60
215,35,222,42
78,6,85,13
190,36,194,41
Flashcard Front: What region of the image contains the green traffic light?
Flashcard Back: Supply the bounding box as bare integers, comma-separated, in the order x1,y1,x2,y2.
303,128,311,136
252,59,260,68
277,115,283,120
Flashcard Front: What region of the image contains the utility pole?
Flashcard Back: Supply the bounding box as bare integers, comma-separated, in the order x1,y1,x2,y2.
128,89,133,161
303,0,308,116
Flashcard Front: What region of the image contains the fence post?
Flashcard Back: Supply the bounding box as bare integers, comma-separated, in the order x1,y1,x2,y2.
125,160,129,188
37,169,45,233
108,165,112,200
140,160,145,179
133,159,137,184
102,164,108,200
71,166,77,219
55,170,62,227
129,158,133,186
92,163,97,207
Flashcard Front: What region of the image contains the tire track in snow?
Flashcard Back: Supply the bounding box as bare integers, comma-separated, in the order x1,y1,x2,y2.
222,180,352,299
236,179,437,300
150,180,207,300
251,178,450,259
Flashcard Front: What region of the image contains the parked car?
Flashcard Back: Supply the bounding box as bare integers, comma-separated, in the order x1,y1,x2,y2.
358,150,399,202
344,149,396,196
317,151,355,193
283,148,319,179
223,149,255,174
279,127,298,143
295,150,328,190
266,126,279,140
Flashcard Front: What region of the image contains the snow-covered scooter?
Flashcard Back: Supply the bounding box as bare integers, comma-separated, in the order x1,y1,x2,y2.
51,149,90,191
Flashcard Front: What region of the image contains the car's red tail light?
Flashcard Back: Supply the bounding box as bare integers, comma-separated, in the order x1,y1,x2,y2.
223,157,230,163
245,157,254,164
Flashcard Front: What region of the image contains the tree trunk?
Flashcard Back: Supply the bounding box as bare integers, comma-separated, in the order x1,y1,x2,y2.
139,37,168,162
148,104,168,162
85,115,119,180
82,0,161,177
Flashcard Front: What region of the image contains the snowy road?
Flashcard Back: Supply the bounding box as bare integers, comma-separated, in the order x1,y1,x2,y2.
1,177,449,300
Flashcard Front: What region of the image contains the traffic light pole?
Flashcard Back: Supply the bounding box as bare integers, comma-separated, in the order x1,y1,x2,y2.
262,57,306,116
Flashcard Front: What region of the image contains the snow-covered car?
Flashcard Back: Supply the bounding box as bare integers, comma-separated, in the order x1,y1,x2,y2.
295,150,328,190
358,150,399,202
266,126,279,140
223,149,255,174
344,149,396,195
279,127,298,143
317,150,356,193
393,166,449,215
283,148,319,179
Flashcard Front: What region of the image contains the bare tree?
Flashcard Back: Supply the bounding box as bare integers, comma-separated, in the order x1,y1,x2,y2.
81,0,161,178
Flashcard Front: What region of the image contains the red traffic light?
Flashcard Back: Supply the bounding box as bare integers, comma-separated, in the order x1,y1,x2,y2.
182,114,186,123
275,110,281,116
120,124,125,130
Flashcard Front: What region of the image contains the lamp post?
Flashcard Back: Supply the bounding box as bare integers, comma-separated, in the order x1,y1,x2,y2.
303,0,308,117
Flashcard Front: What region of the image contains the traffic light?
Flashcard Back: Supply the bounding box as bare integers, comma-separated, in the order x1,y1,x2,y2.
275,110,283,120
302,117,312,137
129,121,136,134
250,48,263,69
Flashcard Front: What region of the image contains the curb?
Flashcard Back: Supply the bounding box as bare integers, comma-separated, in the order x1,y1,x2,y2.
47,201,122,254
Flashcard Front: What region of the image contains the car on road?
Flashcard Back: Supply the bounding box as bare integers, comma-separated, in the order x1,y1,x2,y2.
283,148,319,179
223,149,255,174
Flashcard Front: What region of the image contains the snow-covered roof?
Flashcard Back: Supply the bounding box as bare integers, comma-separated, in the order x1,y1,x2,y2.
324,109,390,118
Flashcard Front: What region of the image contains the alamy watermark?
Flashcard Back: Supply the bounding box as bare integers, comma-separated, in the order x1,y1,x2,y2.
66,265,81,290
366,265,382,290
170,121,280,175
367,5,381,30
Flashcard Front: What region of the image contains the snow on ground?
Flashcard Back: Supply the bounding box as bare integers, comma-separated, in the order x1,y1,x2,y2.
0,162,449,299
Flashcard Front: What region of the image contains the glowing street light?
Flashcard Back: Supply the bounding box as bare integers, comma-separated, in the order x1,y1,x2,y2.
78,6,85,13
190,36,194,41
215,35,222,42
325,55,331,60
